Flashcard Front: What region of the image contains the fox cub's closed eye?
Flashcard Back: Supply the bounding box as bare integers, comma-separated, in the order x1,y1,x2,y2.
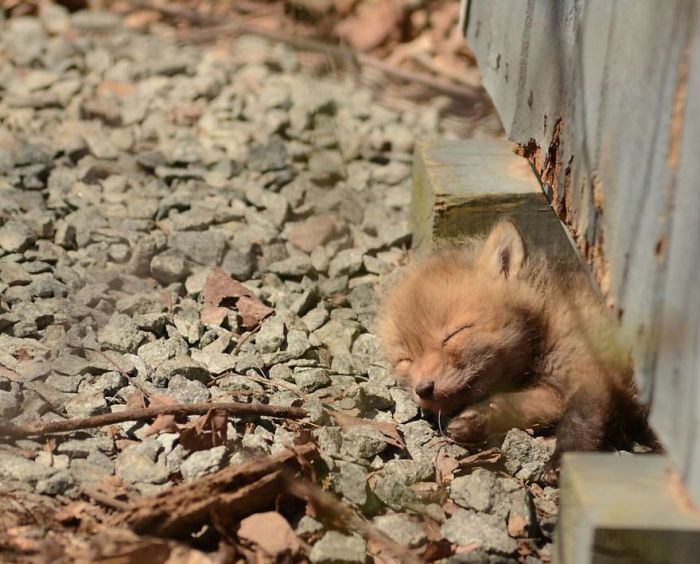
442,323,474,346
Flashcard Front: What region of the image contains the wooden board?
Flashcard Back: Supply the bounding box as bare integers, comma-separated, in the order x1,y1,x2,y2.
463,0,700,503
411,138,581,268
557,453,700,564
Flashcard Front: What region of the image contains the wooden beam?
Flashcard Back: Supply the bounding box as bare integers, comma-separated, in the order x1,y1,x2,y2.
411,139,579,266
556,453,700,564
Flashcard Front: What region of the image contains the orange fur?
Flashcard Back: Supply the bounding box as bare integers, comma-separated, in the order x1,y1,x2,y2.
379,220,653,480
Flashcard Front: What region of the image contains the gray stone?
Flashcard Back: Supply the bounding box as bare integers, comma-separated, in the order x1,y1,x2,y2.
390,388,419,423
382,459,434,485
311,318,359,356
296,515,324,536
450,469,498,513
0,453,56,485
134,313,169,333
285,329,311,359
449,469,533,527
371,473,420,510
138,339,176,369
309,531,366,564
80,371,127,396
57,437,115,458
35,470,77,496
335,462,370,506
357,381,393,410
302,306,329,333
0,261,32,286
65,392,109,417
328,249,365,278
180,446,227,480
167,375,211,403
70,459,113,484
294,368,331,392
500,428,554,482
191,350,237,375
52,355,91,376
213,374,264,396
0,384,22,418
401,419,468,462
248,138,287,172
341,425,388,459
71,10,121,32
153,356,209,386
98,314,147,353
151,250,188,284
268,255,313,278
169,230,227,266
109,243,131,263
442,509,518,555
256,316,286,353
173,308,203,344
241,432,272,455
221,246,255,281
116,294,165,316
116,443,169,484
373,514,427,547
0,220,34,253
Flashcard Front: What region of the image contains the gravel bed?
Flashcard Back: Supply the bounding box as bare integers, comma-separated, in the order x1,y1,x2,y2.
0,7,554,562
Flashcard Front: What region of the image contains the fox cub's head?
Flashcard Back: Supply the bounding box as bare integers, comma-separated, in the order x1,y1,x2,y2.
379,221,545,414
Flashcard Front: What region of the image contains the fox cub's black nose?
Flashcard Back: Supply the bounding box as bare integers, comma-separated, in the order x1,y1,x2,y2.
415,380,434,399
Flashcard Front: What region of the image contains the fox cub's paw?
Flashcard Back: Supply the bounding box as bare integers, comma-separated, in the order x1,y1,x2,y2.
447,408,489,444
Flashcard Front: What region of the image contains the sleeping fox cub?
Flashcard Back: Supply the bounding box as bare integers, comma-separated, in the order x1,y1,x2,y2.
379,220,654,481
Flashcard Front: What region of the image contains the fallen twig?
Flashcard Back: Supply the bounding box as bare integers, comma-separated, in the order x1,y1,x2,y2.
0,402,307,440
111,443,318,538
82,487,130,511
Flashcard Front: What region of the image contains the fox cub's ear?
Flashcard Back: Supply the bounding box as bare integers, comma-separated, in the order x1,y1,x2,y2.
479,220,526,279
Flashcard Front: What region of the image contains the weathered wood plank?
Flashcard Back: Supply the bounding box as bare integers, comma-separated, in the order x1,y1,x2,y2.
411,139,580,267
556,453,700,564
464,0,700,501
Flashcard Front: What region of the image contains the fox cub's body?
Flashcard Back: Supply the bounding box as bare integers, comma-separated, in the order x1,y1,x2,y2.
379,221,653,480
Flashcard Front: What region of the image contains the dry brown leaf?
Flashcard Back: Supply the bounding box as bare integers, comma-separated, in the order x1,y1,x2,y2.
178,409,228,451
237,511,300,558
507,514,529,538
142,394,178,437
149,393,179,406
201,267,273,329
328,409,404,448
15,348,31,362
124,389,147,409
434,449,459,485
335,0,403,51
143,413,178,436
456,447,502,469
236,295,275,331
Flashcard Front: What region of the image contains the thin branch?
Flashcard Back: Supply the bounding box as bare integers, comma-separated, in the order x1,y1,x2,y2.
82,487,130,511
0,402,307,440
